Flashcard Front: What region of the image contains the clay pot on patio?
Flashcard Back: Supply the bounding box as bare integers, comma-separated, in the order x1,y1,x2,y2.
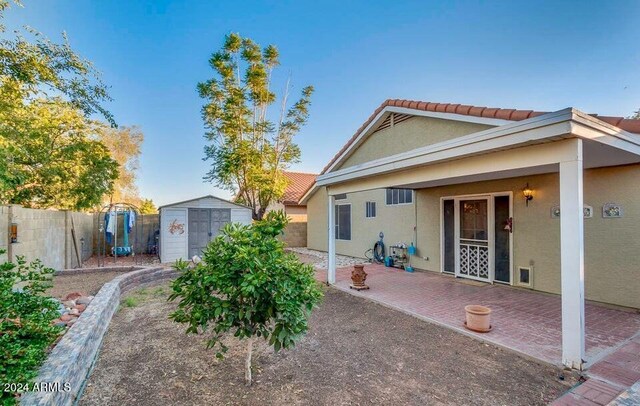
350,264,370,291
464,305,492,333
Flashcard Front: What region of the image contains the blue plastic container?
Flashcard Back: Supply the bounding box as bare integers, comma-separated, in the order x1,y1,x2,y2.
405,266,415,273
384,256,394,267
113,246,132,256
408,244,416,256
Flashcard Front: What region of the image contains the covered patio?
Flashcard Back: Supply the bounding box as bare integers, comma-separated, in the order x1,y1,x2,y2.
316,107,640,371
324,262,640,368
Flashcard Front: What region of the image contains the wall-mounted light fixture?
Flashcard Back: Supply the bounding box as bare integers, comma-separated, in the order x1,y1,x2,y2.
10,223,18,243
523,183,534,206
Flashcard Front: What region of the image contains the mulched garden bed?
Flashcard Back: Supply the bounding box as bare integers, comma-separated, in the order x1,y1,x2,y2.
79,283,575,405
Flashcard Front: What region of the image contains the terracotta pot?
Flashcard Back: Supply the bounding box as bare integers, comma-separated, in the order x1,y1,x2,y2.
464,305,492,332
350,264,369,290
351,264,367,285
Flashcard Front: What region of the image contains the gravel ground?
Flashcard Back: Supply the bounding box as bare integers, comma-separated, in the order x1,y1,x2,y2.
80,283,574,406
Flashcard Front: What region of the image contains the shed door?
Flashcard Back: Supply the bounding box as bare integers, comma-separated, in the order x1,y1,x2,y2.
211,208,231,237
188,208,231,258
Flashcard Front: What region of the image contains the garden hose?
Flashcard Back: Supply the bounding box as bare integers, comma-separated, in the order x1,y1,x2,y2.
373,241,385,263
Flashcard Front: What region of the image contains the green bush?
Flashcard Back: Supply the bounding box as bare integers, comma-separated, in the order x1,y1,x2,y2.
169,210,323,385
0,251,61,404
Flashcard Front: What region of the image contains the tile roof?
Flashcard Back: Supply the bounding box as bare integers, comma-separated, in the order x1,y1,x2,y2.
281,171,317,205
320,99,640,175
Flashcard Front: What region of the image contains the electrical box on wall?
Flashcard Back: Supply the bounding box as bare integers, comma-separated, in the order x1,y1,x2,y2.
10,223,18,243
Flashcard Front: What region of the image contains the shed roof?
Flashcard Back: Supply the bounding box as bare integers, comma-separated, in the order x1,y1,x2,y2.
159,194,251,210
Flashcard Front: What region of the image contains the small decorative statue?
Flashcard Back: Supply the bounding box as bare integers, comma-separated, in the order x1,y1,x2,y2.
350,264,369,291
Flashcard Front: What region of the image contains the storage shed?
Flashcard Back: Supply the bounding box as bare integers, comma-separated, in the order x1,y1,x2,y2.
159,195,253,263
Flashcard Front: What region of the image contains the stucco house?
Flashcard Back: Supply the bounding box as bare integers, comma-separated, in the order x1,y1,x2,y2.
301,99,640,369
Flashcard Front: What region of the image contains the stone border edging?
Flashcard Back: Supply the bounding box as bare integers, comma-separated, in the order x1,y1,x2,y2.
20,266,179,406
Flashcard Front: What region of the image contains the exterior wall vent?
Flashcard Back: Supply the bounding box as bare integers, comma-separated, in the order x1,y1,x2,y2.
517,266,533,288
373,113,413,133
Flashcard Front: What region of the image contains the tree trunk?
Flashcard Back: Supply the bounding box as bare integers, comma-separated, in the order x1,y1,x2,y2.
245,337,253,386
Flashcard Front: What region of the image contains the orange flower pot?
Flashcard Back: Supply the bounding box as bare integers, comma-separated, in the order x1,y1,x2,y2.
464,305,492,333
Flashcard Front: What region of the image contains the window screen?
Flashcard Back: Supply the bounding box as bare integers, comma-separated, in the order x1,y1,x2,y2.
335,204,351,240
365,201,376,218
386,189,413,205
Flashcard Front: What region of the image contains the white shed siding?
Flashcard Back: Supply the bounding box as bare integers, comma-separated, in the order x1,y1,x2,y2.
159,195,252,263
231,208,253,224
160,208,188,263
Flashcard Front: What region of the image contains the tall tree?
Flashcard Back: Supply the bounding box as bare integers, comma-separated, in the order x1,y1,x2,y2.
139,198,157,214
0,99,118,209
97,125,144,205
0,1,114,125
198,33,313,220
0,1,118,209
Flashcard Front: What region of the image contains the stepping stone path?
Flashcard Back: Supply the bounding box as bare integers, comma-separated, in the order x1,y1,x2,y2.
50,292,94,328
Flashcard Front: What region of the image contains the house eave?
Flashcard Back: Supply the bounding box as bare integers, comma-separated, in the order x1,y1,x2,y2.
314,108,640,192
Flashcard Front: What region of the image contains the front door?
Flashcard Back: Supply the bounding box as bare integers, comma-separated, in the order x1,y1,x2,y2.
457,198,491,281
443,193,512,283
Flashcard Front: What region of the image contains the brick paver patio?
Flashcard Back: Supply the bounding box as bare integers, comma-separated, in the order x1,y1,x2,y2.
316,263,640,369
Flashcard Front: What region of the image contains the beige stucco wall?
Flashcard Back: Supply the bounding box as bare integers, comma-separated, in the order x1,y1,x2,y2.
307,165,640,309
338,116,493,170
267,202,307,222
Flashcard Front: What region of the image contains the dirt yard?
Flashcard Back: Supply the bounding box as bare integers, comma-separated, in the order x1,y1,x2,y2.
80,283,574,405
46,270,131,299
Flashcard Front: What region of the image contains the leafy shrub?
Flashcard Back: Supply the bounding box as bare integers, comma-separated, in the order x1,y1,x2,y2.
169,210,323,385
0,251,61,404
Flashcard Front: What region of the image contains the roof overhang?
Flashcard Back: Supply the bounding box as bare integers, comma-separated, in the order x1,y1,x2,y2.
300,108,640,202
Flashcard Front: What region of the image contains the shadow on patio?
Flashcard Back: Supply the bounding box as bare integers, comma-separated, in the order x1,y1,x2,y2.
316,263,640,368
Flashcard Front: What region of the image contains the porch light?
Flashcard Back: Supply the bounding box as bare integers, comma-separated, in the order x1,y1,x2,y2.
523,183,534,206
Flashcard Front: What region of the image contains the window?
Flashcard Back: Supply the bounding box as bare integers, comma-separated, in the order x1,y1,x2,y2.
335,204,351,240
385,188,413,205
365,201,376,218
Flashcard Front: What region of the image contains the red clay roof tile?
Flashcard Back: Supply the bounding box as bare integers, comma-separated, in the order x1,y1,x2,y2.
495,109,516,120
482,107,499,118
468,106,486,117
281,171,317,205
510,110,534,120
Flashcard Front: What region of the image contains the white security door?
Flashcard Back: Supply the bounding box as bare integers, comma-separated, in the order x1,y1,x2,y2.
456,198,491,281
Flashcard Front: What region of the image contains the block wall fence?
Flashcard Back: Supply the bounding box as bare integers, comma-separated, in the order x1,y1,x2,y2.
0,205,159,270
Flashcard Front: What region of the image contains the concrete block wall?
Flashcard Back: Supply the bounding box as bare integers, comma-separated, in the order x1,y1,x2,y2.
1,205,94,270
65,212,94,268
280,222,307,247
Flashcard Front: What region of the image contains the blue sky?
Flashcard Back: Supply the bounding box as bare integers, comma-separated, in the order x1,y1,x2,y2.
4,1,639,206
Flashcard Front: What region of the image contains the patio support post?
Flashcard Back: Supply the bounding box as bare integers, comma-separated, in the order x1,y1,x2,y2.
327,194,336,284
559,138,585,370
